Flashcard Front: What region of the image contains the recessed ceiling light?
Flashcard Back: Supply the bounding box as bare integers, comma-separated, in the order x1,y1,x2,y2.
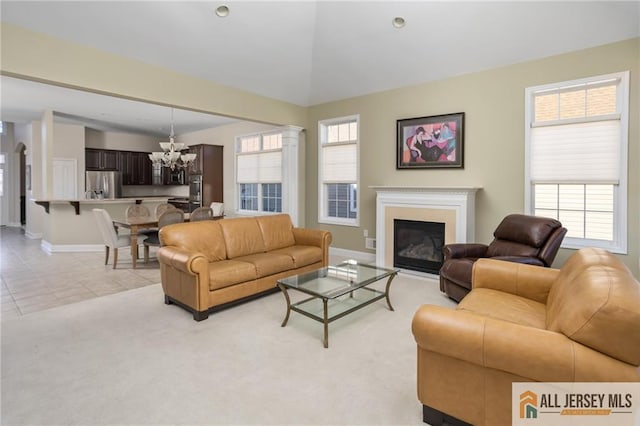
215,5,230,17
392,17,405,28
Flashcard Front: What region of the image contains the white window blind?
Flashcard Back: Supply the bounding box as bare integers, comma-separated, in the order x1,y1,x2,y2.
237,151,282,183
321,144,357,183
531,119,621,183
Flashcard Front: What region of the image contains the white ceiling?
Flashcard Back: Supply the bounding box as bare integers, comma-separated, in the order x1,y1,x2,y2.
1,1,639,136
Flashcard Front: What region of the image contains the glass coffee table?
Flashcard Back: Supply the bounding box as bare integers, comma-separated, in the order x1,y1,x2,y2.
276,260,399,348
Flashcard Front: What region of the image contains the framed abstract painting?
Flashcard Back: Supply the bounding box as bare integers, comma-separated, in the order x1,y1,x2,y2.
397,112,464,169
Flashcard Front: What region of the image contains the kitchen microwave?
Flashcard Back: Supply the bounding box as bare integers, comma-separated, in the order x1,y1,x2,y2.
167,169,185,185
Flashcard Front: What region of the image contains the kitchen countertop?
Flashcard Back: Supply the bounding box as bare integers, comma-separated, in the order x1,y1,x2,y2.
32,197,172,214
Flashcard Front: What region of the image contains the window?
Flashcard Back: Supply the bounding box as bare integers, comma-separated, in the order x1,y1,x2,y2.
525,72,629,253
318,115,359,226
236,132,283,214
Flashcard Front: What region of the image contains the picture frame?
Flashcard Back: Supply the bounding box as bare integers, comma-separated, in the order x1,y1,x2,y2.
396,112,464,169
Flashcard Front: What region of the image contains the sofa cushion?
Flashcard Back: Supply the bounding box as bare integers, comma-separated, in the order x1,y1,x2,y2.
160,221,227,262
546,248,640,366
209,260,257,291
257,214,296,251
233,253,294,278
271,245,323,268
219,217,266,259
458,288,546,329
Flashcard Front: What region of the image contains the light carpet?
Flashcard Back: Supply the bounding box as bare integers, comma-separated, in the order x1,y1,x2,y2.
1,273,455,425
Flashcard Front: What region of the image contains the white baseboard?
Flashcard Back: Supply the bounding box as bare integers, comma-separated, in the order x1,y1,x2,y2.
41,241,104,254
329,247,375,263
7,222,23,227
25,231,42,239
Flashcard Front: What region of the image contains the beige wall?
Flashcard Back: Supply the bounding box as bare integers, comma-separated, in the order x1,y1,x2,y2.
85,128,159,152
307,37,639,277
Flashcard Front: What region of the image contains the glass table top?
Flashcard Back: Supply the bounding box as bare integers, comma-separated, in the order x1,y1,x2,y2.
277,260,399,299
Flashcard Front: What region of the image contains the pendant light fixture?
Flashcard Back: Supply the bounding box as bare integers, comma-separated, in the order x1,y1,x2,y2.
148,108,197,170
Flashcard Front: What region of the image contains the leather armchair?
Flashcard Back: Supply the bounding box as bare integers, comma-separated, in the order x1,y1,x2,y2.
413,248,640,426
439,214,567,301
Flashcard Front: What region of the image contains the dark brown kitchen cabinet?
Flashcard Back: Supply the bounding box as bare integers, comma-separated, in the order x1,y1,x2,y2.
85,148,119,171
188,144,223,210
86,149,152,185
120,151,152,185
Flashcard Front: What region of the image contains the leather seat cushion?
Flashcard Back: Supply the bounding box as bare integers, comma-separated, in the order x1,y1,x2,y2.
457,288,546,329
209,260,257,291
270,245,322,268
233,253,295,278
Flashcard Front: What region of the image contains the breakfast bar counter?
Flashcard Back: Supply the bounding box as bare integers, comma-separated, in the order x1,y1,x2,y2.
31,197,171,253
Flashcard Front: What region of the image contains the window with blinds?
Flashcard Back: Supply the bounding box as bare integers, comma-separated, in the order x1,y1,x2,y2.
318,116,359,225
525,71,629,253
236,132,283,213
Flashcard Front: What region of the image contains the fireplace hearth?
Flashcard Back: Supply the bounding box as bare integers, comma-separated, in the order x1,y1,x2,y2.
393,219,445,274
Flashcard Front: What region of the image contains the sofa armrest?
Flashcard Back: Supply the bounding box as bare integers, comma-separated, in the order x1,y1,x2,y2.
472,258,559,303
412,306,573,381
443,243,488,260
412,305,640,382
157,246,209,275
293,228,333,266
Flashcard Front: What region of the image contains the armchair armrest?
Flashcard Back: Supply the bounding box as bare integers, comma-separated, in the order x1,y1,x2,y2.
472,258,559,303
412,305,574,382
443,243,488,260
412,305,640,382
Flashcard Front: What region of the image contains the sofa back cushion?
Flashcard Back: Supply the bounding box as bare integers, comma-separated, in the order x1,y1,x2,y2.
546,248,640,366
257,214,295,251
219,216,266,259
160,221,227,262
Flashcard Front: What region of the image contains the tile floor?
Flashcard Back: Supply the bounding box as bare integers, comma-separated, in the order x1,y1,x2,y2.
0,226,161,319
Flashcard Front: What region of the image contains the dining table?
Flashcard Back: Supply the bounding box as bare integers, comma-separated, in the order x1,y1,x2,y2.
112,215,165,269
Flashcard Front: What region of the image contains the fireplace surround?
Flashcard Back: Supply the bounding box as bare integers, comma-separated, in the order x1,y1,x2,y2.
372,186,480,276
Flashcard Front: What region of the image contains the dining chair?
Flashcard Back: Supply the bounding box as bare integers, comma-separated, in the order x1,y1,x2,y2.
190,206,213,222
210,202,224,217
154,203,176,217
143,209,185,263
126,204,156,241
93,208,147,269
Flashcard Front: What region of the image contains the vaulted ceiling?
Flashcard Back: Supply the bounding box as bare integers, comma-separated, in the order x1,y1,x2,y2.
1,1,638,135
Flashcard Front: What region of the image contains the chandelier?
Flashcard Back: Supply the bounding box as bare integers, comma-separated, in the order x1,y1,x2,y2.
148,109,197,170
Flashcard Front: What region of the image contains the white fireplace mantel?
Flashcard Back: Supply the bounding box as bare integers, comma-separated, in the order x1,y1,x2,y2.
371,186,481,270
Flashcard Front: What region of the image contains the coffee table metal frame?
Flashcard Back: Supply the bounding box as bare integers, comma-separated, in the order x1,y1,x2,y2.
276,260,399,348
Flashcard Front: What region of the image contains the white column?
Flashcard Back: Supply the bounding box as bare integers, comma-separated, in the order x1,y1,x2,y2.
281,125,303,227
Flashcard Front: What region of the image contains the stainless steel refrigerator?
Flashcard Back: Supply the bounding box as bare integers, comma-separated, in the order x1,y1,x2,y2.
85,171,122,199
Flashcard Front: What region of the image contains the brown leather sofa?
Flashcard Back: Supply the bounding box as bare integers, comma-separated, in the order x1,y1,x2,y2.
439,214,567,302
413,248,640,426
157,214,332,321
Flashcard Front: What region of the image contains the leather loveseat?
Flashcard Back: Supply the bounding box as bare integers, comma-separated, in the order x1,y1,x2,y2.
413,248,640,426
157,214,332,321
